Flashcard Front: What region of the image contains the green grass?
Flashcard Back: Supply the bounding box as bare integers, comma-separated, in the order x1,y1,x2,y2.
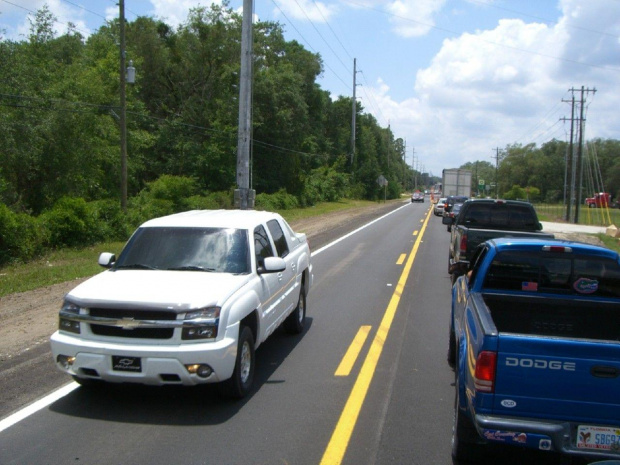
0,199,396,297
0,242,125,297
535,203,620,226
598,234,620,253
277,198,395,223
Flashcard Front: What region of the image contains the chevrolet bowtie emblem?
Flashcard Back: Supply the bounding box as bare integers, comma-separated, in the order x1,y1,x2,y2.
116,318,141,329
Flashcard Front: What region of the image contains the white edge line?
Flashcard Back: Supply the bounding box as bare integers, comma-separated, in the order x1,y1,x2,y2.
0,202,409,433
311,202,410,257
0,382,78,433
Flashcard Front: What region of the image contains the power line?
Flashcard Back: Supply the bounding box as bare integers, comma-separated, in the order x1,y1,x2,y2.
290,0,350,74
270,0,351,90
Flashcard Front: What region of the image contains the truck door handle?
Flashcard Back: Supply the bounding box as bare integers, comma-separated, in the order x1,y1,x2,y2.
591,365,620,378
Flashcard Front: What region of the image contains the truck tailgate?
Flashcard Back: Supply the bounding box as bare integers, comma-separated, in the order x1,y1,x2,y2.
494,335,620,424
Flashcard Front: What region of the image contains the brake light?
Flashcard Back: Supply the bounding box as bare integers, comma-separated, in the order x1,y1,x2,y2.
459,234,467,254
542,245,573,253
474,351,497,393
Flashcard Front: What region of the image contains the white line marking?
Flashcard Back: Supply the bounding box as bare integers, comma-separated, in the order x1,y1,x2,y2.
311,203,410,257
0,382,78,433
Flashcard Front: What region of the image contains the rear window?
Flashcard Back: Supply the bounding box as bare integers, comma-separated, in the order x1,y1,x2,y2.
483,251,620,298
462,203,538,230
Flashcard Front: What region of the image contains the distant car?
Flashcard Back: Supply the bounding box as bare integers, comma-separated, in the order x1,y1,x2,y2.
434,197,448,216
446,203,463,231
411,192,424,203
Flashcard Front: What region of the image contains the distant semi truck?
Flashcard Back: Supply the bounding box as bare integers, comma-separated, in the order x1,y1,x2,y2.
442,168,472,198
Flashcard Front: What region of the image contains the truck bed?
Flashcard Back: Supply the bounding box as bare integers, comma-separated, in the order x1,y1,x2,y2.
484,293,620,341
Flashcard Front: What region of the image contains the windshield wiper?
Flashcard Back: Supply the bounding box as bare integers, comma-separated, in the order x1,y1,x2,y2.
166,265,216,272
115,263,158,270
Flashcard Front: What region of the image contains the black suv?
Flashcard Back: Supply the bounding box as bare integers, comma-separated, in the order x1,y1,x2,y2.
442,195,469,216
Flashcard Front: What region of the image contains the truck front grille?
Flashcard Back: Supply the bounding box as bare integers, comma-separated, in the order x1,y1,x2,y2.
88,308,177,339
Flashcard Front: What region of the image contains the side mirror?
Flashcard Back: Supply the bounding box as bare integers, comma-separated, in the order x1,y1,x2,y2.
98,252,116,268
449,261,470,278
442,216,455,225
258,256,286,274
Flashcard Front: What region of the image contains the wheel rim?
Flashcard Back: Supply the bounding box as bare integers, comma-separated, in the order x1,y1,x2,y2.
239,340,252,384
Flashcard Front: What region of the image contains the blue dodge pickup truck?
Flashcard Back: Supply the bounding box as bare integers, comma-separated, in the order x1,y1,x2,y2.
448,238,620,463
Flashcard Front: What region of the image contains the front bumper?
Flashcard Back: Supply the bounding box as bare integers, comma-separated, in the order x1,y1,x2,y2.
50,322,239,386
475,413,620,460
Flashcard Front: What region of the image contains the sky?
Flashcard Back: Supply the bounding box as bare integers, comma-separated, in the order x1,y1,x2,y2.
1,0,620,178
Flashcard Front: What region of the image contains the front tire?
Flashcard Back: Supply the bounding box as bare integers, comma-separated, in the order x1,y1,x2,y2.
220,325,255,399
284,283,306,334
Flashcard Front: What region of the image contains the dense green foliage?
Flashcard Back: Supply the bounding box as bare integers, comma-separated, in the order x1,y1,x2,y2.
0,3,414,217
460,139,620,203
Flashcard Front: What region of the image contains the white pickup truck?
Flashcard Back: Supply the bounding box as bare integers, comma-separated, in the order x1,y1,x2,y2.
50,209,313,398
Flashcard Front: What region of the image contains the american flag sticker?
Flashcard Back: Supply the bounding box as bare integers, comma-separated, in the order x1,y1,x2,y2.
522,281,538,291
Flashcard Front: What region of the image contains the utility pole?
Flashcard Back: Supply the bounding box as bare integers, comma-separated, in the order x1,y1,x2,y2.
574,86,596,223
351,58,357,169
563,86,596,223
119,0,127,211
403,138,407,191
412,149,417,190
561,95,575,222
235,0,255,209
492,147,500,199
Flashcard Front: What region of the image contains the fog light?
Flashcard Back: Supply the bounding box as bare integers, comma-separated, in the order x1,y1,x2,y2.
57,355,76,370
185,364,213,378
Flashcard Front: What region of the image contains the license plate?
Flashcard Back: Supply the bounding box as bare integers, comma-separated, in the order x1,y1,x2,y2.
112,356,142,372
577,425,620,451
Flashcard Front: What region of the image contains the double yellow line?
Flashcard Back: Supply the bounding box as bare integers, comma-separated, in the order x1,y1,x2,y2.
320,205,433,465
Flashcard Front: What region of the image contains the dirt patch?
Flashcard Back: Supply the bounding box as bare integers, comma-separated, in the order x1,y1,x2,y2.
0,279,88,362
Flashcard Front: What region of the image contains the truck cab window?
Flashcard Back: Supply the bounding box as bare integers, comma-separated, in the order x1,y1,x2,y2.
254,225,274,267
267,219,289,258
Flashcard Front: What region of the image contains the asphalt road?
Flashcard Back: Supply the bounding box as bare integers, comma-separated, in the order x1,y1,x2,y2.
0,201,582,465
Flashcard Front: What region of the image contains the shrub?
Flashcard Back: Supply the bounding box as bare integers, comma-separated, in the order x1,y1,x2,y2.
127,197,175,227
255,189,299,211
89,199,131,242
39,197,99,248
0,203,46,265
145,175,200,211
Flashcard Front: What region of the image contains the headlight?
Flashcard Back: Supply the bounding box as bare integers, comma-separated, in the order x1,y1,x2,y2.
182,307,220,340
59,301,82,334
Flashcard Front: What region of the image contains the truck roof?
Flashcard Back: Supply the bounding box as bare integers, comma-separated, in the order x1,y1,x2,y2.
139,209,284,230
487,237,620,260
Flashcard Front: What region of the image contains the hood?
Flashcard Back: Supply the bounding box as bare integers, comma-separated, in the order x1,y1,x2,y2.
66,270,251,312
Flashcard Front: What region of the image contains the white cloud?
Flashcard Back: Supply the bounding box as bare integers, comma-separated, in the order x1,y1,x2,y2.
373,0,620,176
386,0,446,38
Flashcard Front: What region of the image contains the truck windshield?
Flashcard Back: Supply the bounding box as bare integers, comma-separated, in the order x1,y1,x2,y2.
115,227,250,274
484,251,620,298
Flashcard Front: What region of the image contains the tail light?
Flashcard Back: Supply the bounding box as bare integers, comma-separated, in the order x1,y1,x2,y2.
459,234,468,254
474,351,497,393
